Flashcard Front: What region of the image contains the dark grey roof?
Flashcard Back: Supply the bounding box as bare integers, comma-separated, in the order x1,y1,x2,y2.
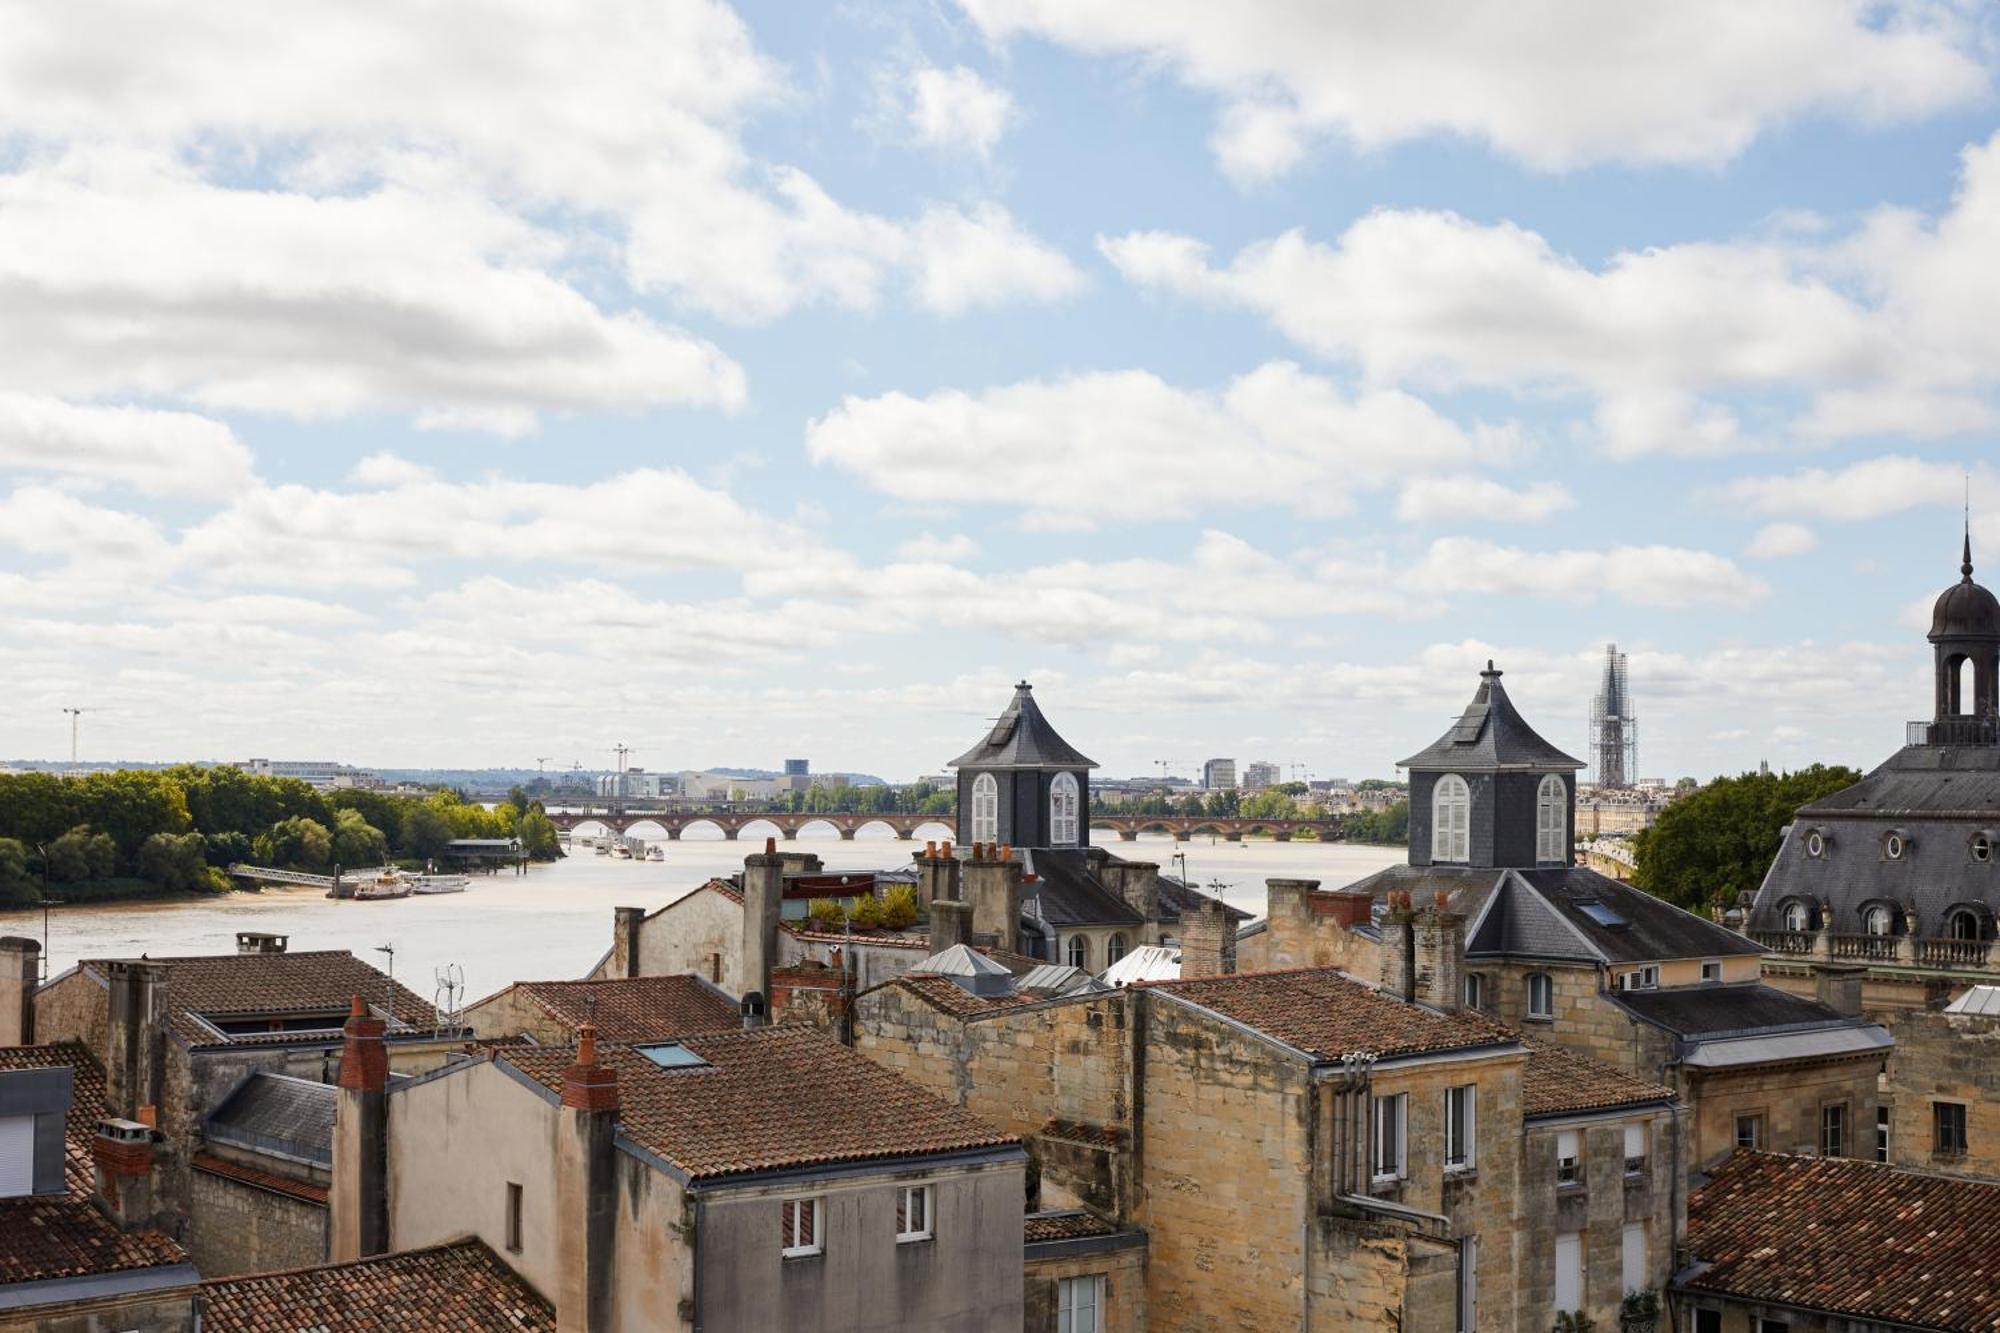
1398,664,1583,773
203,1073,335,1166
1156,875,1253,925
1024,850,1143,929
1466,872,1599,962
949,682,1097,771
1931,533,2000,641
1607,983,1855,1038
1796,744,2000,819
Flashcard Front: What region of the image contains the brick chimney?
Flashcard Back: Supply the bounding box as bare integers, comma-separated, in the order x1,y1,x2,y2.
0,936,38,1045
104,960,166,1119
1379,890,1417,1003
964,844,1022,954
741,839,784,1023
928,899,973,954
1106,860,1160,926
233,932,289,955
1412,890,1466,1012
912,842,961,910
331,995,390,1261
612,906,645,979
92,1112,162,1231
556,1025,619,1333
1178,898,1236,979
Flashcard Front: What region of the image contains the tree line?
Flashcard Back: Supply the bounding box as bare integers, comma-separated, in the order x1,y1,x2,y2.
1631,764,1860,913
0,768,563,907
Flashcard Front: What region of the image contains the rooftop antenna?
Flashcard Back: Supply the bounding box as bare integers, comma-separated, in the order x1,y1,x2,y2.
432,962,464,1034
372,943,395,1016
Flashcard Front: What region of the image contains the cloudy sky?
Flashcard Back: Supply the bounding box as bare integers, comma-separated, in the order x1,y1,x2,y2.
3,1,1999,782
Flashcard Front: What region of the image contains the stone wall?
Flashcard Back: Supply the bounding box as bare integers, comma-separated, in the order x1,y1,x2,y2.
187,1166,328,1276
1024,1243,1146,1333
1884,1007,2000,1177
1517,1112,1676,1330
32,965,110,1054
0,1289,196,1333
1683,1057,1882,1170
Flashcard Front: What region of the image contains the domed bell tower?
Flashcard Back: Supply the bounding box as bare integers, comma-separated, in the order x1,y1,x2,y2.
1928,528,2000,745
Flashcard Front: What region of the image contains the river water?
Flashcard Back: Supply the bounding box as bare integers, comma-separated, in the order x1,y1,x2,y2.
0,831,1405,1004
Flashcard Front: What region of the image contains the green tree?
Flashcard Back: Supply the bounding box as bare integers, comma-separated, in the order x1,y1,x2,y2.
259,816,333,870
0,838,36,906
327,789,405,846
879,883,920,929
1632,764,1862,912
136,832,212,892
46,825,116,883
330,809,390,868
74,770,191,864
399,805,453,860
0,772,79,851
516,807,562,861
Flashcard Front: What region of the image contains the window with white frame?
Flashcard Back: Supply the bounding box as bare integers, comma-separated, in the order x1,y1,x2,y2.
1619,965,1659,992
1877,1105,1891,1162
1105,933,1127,966
1432,775,1470,863
1067,935,1089,970
1445,1085,1476,1171
1049,772,1080,846
1621,1221,1646,1296
1700,960,1722,983
896,1184,932,1243
1056,1275,1102,1333
1623,1122,1646,1175
1554,1232,1582,1312
1821,1103,1847,1158
970,773,999,845
1863,904,1894,937
1555,1129,1580,1186
1735,1113,1763,1150
1372,1092,1408,1183
1463,972,1486,1010
1536,774,1567,863
781,1197,822,1258
1783,900,1811,933
1526,972,1554,1020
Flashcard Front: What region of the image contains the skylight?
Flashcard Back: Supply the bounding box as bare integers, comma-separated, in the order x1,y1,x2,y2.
1575,901,1628,929
637,1043,710,1069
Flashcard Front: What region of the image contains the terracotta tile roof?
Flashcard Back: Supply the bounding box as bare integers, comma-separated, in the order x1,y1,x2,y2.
891,974,1039,1018
192,1153,329,1205
1041,1118,1125,1148
512,975,737,1043
502,1026,1018,1182
788,928,930,949
1521,1038,1675,1117
199,1239,552,1331
1684,1152,2000,1330
0,1043,187,1287
1025,1210,1120,1243
82,950,436,1048
1145,968,1519,1061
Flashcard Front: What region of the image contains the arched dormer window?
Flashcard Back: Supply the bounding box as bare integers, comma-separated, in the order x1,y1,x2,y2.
1782,899,1813,933
1067,935,1089,970
1863,903,1898,937
1050,772,1080,846
1535,774,1567,864
1106,933,1127,965
1948,906,1988,941
1432,774,1470,863
971,773,999,844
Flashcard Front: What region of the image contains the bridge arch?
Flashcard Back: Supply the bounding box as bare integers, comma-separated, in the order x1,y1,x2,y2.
676,817,736,841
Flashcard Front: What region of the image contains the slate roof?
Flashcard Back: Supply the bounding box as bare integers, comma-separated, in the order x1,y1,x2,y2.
1146,967,1519,1062
1398,664,1583,773
1520,1038,1675,1118
511,975,738,1043
1682,1152,2000,1330
199,1239,552,1332
80,950,436,1049
0,1044,188,1289
1156,875,1254,926
949,681,1097,770
1024,849,1144,928
501,1026,1018,1182
204,1072,335,1166
1608,983,1855,1037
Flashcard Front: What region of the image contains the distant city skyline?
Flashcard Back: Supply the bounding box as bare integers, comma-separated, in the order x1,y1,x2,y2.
4,3,1999,781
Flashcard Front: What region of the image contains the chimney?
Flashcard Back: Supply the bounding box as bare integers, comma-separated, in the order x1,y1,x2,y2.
234,932,289,955
1178,899,1236,979
331,995,390,1261
928,899,973,954
1379,891,1417,1003
1315,890,1375,930
612,906,645,979
1814,961,1866,1018
741,839,784,1022
1412,890,1466,1012
964,845,1023,955
1113,860,1160,925
556,1025,619,1333
92,1114,162,1231
0,936,38,1046
913,842,961,910
104,960,166,1119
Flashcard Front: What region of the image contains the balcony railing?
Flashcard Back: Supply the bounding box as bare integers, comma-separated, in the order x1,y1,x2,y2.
1909,715,2000,747
1830,933,1900,962
1754,929,1998,971
1751,929,1814,955
1916,937,1993,968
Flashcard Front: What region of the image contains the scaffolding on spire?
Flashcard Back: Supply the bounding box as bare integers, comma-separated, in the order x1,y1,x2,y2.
1589,643,1636,789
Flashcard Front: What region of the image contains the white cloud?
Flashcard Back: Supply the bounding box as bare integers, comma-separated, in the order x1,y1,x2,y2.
907,204,1085,314
956,0,1985,179
907,65,1016,158
1395,477,1573,523
807,360,1519,525
1746,522,1818,559
0,394,255,496
0,486,177,570
1722,456,1981,521
1409,538,1768,609
896,533,980,562
349,453,438,489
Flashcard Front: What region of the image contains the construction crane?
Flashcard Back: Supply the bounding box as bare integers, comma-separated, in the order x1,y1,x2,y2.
1155,759,1192,781
60,706,95,778
535,756,553,773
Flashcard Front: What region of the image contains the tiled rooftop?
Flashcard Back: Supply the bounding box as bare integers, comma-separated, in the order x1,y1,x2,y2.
512,975,737,1043
199,1239,552,1331
1025,1210,1121,1243
82,950,437,1048
192,1153,329,1205
1520,1038,1675,1117
0,1043,187,1287
1146,967,1518,1062
889,973,1040,1018
1685,1152,2000,1329
502,1025,1017,1182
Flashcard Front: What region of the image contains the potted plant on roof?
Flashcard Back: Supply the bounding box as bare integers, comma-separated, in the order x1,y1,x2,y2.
1620,1289,1660,1333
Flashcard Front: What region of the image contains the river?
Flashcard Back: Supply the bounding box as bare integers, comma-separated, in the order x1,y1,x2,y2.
0,831,1406,1004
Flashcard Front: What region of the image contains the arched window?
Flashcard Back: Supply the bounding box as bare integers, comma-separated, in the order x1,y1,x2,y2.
1067,935,1089,970
1864,904,1895,936
1106,933,1127,966
1535,774,1567,864
1526,972,1554,1020
1783,900,1812,933
971,773,999,845
1432,775,1470,863
1050,772,1080,846
1950,908,1985,941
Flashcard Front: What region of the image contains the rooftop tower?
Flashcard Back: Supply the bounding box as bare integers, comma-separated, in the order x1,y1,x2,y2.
1589,643,1635,789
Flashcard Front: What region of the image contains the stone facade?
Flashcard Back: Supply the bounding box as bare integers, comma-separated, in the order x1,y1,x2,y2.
1024,1242,1146,1333
1882,1006,2000,1176
0,1290,196,1333
1517,1112,1676,1328
186,1164,328,1276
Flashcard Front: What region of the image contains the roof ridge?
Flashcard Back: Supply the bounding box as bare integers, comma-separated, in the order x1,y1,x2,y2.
196,1236,504,1288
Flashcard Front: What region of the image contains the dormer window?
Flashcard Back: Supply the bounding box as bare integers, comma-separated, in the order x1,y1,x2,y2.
1535,774,1567,864
1049,772,1079,846
1783,900,1812,933
1805,829,1826,858
1863,904,1896,937
1432,775,1470,864
1883,831,1908,861
970,774,998,845
1974,833,1993,864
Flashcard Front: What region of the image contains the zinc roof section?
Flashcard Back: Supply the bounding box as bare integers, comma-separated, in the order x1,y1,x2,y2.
203,1073,335,1165
1398,665,1583,773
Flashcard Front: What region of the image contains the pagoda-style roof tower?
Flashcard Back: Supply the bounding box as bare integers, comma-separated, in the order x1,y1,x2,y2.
948,682,1096,849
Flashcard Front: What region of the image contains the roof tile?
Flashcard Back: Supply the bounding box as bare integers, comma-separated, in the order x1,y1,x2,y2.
1145,967,1518,1061
512,975,737,1043
199,1239,552,1331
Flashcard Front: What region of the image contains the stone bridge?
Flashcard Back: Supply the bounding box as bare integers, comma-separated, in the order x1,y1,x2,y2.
547,807,1346,844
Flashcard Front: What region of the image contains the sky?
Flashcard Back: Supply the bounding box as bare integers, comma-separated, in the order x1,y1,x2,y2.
4,2,2000,783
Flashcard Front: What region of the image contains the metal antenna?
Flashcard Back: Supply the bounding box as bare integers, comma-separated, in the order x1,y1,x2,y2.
60,706,95,778
373,943,395,1018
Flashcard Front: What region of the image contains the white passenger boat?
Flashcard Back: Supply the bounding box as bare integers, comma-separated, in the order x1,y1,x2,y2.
411,875,471,895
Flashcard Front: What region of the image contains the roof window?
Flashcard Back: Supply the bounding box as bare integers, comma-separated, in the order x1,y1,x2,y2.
1805,828,1826,858
1883,830,1909,860
1575,900,1628,929
1973,833,1993,864
637,1042,710,1070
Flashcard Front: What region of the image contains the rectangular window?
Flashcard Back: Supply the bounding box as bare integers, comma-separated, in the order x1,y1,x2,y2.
1756,1320,1789,1333
1735,1114,1763,1151
1693,1311,1722,1333
1372,1092,1407,1182
1056,1275,1102,1333
1527,972,1554,1020
1619,965,1659,992
1463,972,1486,1009
1621,1221,1645,1296
1822,1103,1847,1159
1935,1102,1969,1157
1623,1122,1646,1175
896,1184,932,1242
1458,1235,1478,1333
1877,1105,1891,1163
0,1115,33,1199
1700,961,1722,983
1445,1085,1476,1170
1554,1232,1582,1312
781,1197,822,1258
504,1182,523,1253
1556,1129,1581,1186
